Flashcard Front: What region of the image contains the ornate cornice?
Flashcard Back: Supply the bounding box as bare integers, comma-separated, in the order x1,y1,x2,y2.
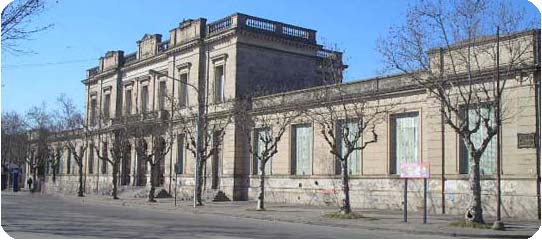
164,39,201,56
84,68,119,85
177,62,192,70
121,54,168,72
237,29,320,51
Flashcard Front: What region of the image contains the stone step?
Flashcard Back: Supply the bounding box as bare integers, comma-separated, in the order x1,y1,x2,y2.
212,190,230,202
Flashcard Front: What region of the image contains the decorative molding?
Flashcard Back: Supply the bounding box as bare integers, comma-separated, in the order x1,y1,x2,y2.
211,53,228,65
137,76,151,83
211,53,228,61
165,40,201,56
102,86,113,92
155,69,168,75
238,30,319,51
176,62,192,70
204,29,236,45
122,54,168,72
123,80,134,87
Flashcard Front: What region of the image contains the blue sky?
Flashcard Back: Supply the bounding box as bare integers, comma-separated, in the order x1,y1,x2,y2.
1,0,540,113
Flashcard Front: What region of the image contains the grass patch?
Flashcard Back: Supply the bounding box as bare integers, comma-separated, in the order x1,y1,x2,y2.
323,212,378,220
449,220,492,229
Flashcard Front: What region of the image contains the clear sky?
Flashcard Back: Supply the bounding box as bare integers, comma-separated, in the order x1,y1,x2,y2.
1,0,540,113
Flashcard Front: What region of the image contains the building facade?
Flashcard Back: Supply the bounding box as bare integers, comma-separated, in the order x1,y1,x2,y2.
36,13,541,219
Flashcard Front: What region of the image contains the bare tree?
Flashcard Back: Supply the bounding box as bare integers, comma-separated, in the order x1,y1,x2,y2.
310,50,391,214
234,97,303,210
92,123,130,200
1,0,53,53
378,0,536,223
153,69,233,207
55,94,89,197
46,145,62,183
25,103,53,192
126,116,174,202
169,96,233,206
1,111,30,169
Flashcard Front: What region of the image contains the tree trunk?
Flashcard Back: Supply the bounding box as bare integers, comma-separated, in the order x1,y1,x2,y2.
148,162,156,202
195,158,204,206
78,163,84,197
465,152,484,223
32,168,37,192
257,159,266,210
340,160,352,214
52,167,56,183
112,163,119,199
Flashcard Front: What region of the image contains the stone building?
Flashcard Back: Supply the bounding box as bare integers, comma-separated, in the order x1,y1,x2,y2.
35,13,541,219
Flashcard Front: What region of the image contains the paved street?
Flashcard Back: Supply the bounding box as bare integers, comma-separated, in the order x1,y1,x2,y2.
1,193,443,239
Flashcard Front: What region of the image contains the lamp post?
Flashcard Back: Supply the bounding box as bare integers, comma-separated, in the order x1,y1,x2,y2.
493,26,504,231
149,69,205,208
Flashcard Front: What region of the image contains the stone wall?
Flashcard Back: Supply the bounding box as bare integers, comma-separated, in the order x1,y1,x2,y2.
246,177,539,219
43,173,538,219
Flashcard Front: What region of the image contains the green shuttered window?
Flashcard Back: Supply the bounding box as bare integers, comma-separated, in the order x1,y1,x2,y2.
391,112,420,174
292,124,313,175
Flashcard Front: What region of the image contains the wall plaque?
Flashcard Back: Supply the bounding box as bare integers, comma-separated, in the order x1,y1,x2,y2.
518,133,536,149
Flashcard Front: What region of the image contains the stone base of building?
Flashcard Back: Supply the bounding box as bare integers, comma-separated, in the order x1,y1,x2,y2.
42,175,539,219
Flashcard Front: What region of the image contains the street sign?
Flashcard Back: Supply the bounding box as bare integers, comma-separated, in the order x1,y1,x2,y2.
400,162,430,224
400,162,430,178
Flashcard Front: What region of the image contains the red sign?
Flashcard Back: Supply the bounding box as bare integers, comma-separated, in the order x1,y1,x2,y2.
400,162,430,178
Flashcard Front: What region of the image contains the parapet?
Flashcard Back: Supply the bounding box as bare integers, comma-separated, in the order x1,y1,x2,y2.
86,13,319,78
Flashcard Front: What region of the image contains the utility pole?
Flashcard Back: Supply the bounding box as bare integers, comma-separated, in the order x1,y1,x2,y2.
493,25,504,231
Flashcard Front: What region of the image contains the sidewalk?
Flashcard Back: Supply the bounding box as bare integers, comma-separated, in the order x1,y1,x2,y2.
53,193,540,238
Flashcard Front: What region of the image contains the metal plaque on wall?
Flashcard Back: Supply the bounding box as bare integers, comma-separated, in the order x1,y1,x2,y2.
517,133,536,149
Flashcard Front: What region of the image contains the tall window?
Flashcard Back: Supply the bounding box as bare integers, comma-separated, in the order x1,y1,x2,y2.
125,89,132,115
390,112,419,175
459,106,496,175
179,73,188,107
101,143,108,174
88,143,94,174
141,85,149,113
176,134,185,174
103,93,111,120
291,124,313,175
253,128,272,175
56,147,63,175
66,148,72,174
90,98,97,126
214,65,225,103
158,81,167,110
336,120,361,175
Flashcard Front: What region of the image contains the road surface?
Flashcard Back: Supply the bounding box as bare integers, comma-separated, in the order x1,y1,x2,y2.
1,193,443,238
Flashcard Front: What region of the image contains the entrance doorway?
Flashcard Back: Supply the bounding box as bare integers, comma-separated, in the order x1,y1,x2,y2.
121,145,131,186
211,131,221,189
136,154,147,186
